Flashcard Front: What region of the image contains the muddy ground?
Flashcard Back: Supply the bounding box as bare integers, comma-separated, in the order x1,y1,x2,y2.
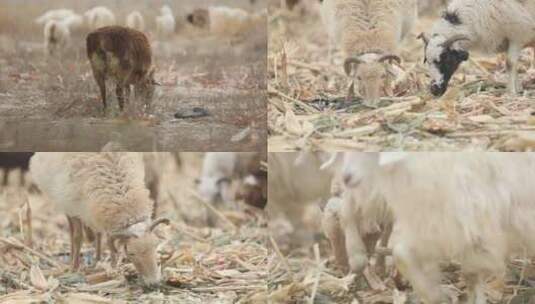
0,153,269,303
0,0,267,151
268,3,535,151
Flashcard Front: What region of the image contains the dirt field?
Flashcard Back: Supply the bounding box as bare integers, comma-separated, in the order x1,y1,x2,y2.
0,153,269,303
268,3,535,151
0,0,267,151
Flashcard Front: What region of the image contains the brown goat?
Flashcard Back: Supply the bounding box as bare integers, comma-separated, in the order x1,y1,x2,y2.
86,26,158,112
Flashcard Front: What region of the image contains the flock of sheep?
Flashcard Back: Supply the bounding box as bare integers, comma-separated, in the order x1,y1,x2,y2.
282,0,535,105
268,152,535,303
34,4,266,112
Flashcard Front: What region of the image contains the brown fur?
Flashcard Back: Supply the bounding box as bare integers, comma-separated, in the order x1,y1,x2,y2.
86,26,155,112
236,152,267,209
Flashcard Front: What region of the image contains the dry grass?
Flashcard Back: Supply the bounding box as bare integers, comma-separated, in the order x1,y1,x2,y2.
0,0,267,151
267,4,535,152
0,153,269,303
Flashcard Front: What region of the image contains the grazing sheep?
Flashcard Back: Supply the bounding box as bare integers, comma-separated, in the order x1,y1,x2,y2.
44,20,70,57
61,14,85,31
85,6,116,30
30,153,169,287
156,5,176,39
35,9,75,25
268,152,336,241
86,26,158,112
126,11,145,32
341,152,535,304
0,153,34,186
321,0,417,106
196,152,262,205
186,6,265,36
420,0,535,96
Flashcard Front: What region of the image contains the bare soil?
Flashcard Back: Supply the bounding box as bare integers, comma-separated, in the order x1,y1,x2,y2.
0,0,267,151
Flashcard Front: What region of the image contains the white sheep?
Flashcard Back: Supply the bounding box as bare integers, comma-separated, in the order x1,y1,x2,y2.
341,152,535,304
35,9,75,25
84,6,116,30
44,20,70,57
321,0,417,106
30,152,169,287
420,0,535,96
268,152,336,241
156,5,176,39
126,11,145,32
186,6,265,36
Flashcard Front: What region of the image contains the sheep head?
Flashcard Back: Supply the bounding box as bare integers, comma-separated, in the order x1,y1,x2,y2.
420,32,470,96
109,217,170,287
186,9,209,29
344,54,401,105
134,67,159,103
235,174,267,209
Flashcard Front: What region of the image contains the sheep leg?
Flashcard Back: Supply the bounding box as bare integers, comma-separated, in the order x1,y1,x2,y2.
68,216,83,271
346,82,355,103
321,207,349,272
343,221,368,273
464,273,486,304
116,85,125,111
375,222,393,276
506,44,521,95
124,85,131,109
108,237,118,267
95,73,107,112
393,243,445,304
67,216,75,259
95,233,102,264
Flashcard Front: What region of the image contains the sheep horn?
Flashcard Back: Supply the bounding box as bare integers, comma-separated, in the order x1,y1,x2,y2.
150,218,170,231
378,54,401,65
344,57,363,76
417,32,429,46
440,34,470,48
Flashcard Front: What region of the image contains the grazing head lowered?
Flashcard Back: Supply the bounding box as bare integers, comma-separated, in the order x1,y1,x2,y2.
420,33,470,96
108,217,170,287
344,54,401,105
86,26,159,112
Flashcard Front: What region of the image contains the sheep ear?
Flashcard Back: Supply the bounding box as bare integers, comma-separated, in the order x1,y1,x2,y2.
378,152,408,166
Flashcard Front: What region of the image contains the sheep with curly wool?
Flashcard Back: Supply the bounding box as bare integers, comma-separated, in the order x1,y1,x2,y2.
321,0,417,106
30,152,169,287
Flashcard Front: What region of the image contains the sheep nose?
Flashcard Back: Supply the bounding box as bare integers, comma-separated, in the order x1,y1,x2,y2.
430,83,446,96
